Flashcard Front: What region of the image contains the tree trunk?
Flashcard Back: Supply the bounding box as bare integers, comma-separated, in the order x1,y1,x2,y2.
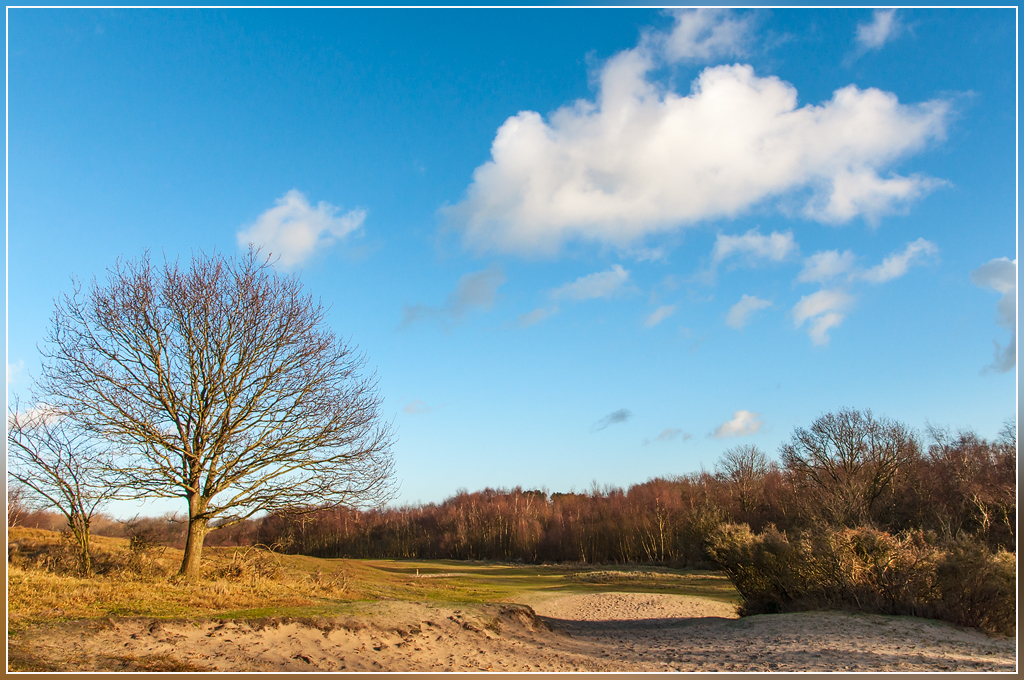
68,513,92,575
179,514,210,579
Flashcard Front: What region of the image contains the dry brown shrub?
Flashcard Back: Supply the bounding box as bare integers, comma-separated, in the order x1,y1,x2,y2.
206,545,283,586
934,539,1015,636
709,522,1013,636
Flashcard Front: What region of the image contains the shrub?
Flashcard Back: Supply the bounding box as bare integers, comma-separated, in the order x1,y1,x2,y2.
934,538,1015,636
708,523,1013,636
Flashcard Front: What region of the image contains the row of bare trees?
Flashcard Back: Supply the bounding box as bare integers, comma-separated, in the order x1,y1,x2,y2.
253,410,1015,563
8,249,396,579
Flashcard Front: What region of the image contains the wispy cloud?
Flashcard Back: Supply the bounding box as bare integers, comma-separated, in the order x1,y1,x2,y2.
712,410,764,439
644,305,677,328
7,359,25,386
401,265,506,329
446,12,950,256
658,8,753,62
7,401,65,428
793,289,854,345
403,400,434,415
237,189,366,268
726,294,772,329
797,249,857,284
970,257,1017,373
855,9,901,52
643,428,692,445
517,306,559,328
592,408,633,432
552,265,631,301
857,238,938,283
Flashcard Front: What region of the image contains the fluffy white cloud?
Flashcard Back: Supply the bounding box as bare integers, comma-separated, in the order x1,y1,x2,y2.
659,8,752,62
712,229,797,269
726,294,772,329
713,410,763,438
237,189,366,268
644,304,677,328
793,288,854,345
446,18,950,256
797,249,857,284
856,9,901,51
970,257,1017,373
858,238,938,283
552,264,630,301
402,266,506,328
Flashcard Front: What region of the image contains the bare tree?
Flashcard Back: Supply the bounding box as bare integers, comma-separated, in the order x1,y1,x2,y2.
715,444,771,515
7,484,29,528
780,408,919,528
39,248,396,579
7,400,122,573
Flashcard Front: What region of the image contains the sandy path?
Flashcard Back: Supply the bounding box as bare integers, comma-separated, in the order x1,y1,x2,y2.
9,593,1016,672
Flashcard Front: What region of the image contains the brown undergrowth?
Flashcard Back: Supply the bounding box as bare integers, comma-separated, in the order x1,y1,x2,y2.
707,524,1015,637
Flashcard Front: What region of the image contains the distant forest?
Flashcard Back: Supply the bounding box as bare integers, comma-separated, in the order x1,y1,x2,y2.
13,409,1014,565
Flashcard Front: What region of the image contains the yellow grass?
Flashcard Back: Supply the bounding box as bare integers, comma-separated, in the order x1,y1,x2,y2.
6,527,740,634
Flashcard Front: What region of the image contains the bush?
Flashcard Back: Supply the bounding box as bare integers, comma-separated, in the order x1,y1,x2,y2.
708,523,1014,636
934,538,1016,636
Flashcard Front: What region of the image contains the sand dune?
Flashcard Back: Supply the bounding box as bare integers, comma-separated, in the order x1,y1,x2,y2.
10,592,1016,672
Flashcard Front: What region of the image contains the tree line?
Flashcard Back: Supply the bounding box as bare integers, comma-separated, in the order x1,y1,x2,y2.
250,409,1015,564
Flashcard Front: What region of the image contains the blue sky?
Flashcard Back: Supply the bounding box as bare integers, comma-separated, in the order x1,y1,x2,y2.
6,7,1017,515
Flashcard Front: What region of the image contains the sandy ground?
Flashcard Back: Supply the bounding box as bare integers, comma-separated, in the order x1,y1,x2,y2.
10,592,1017,672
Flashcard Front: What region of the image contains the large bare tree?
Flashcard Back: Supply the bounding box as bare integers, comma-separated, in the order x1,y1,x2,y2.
39,249,396,579
7,400,122,573
780,408,919,528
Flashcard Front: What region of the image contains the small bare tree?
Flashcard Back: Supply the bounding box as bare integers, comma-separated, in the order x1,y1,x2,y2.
780,408,919,528
39,248,396,580
7,484,29,528
7,400,122,573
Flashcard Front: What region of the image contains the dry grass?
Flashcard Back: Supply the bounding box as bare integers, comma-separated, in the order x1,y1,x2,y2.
6,528,365,633
7,527,740,636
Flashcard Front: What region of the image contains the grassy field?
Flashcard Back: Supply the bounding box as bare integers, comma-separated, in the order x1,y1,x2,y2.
7,526,740,634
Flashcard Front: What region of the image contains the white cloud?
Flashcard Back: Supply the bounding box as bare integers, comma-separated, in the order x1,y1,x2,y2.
856,9,901,51
713,410,763,438
237,189,366,269
857,238,938,283
793,288,854,345
726,294,772,329
446,20,950,256
7,359,25,386
517,306,559,328
659,8,752,62
970,257,1017,373
712,229,797,269
402,266,506,328
7,402,64,429
552,264,630,301
644,304,677,328
797,249,857,284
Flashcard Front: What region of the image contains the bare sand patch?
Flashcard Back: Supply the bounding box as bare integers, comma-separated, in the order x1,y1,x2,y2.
9,593,1016,672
